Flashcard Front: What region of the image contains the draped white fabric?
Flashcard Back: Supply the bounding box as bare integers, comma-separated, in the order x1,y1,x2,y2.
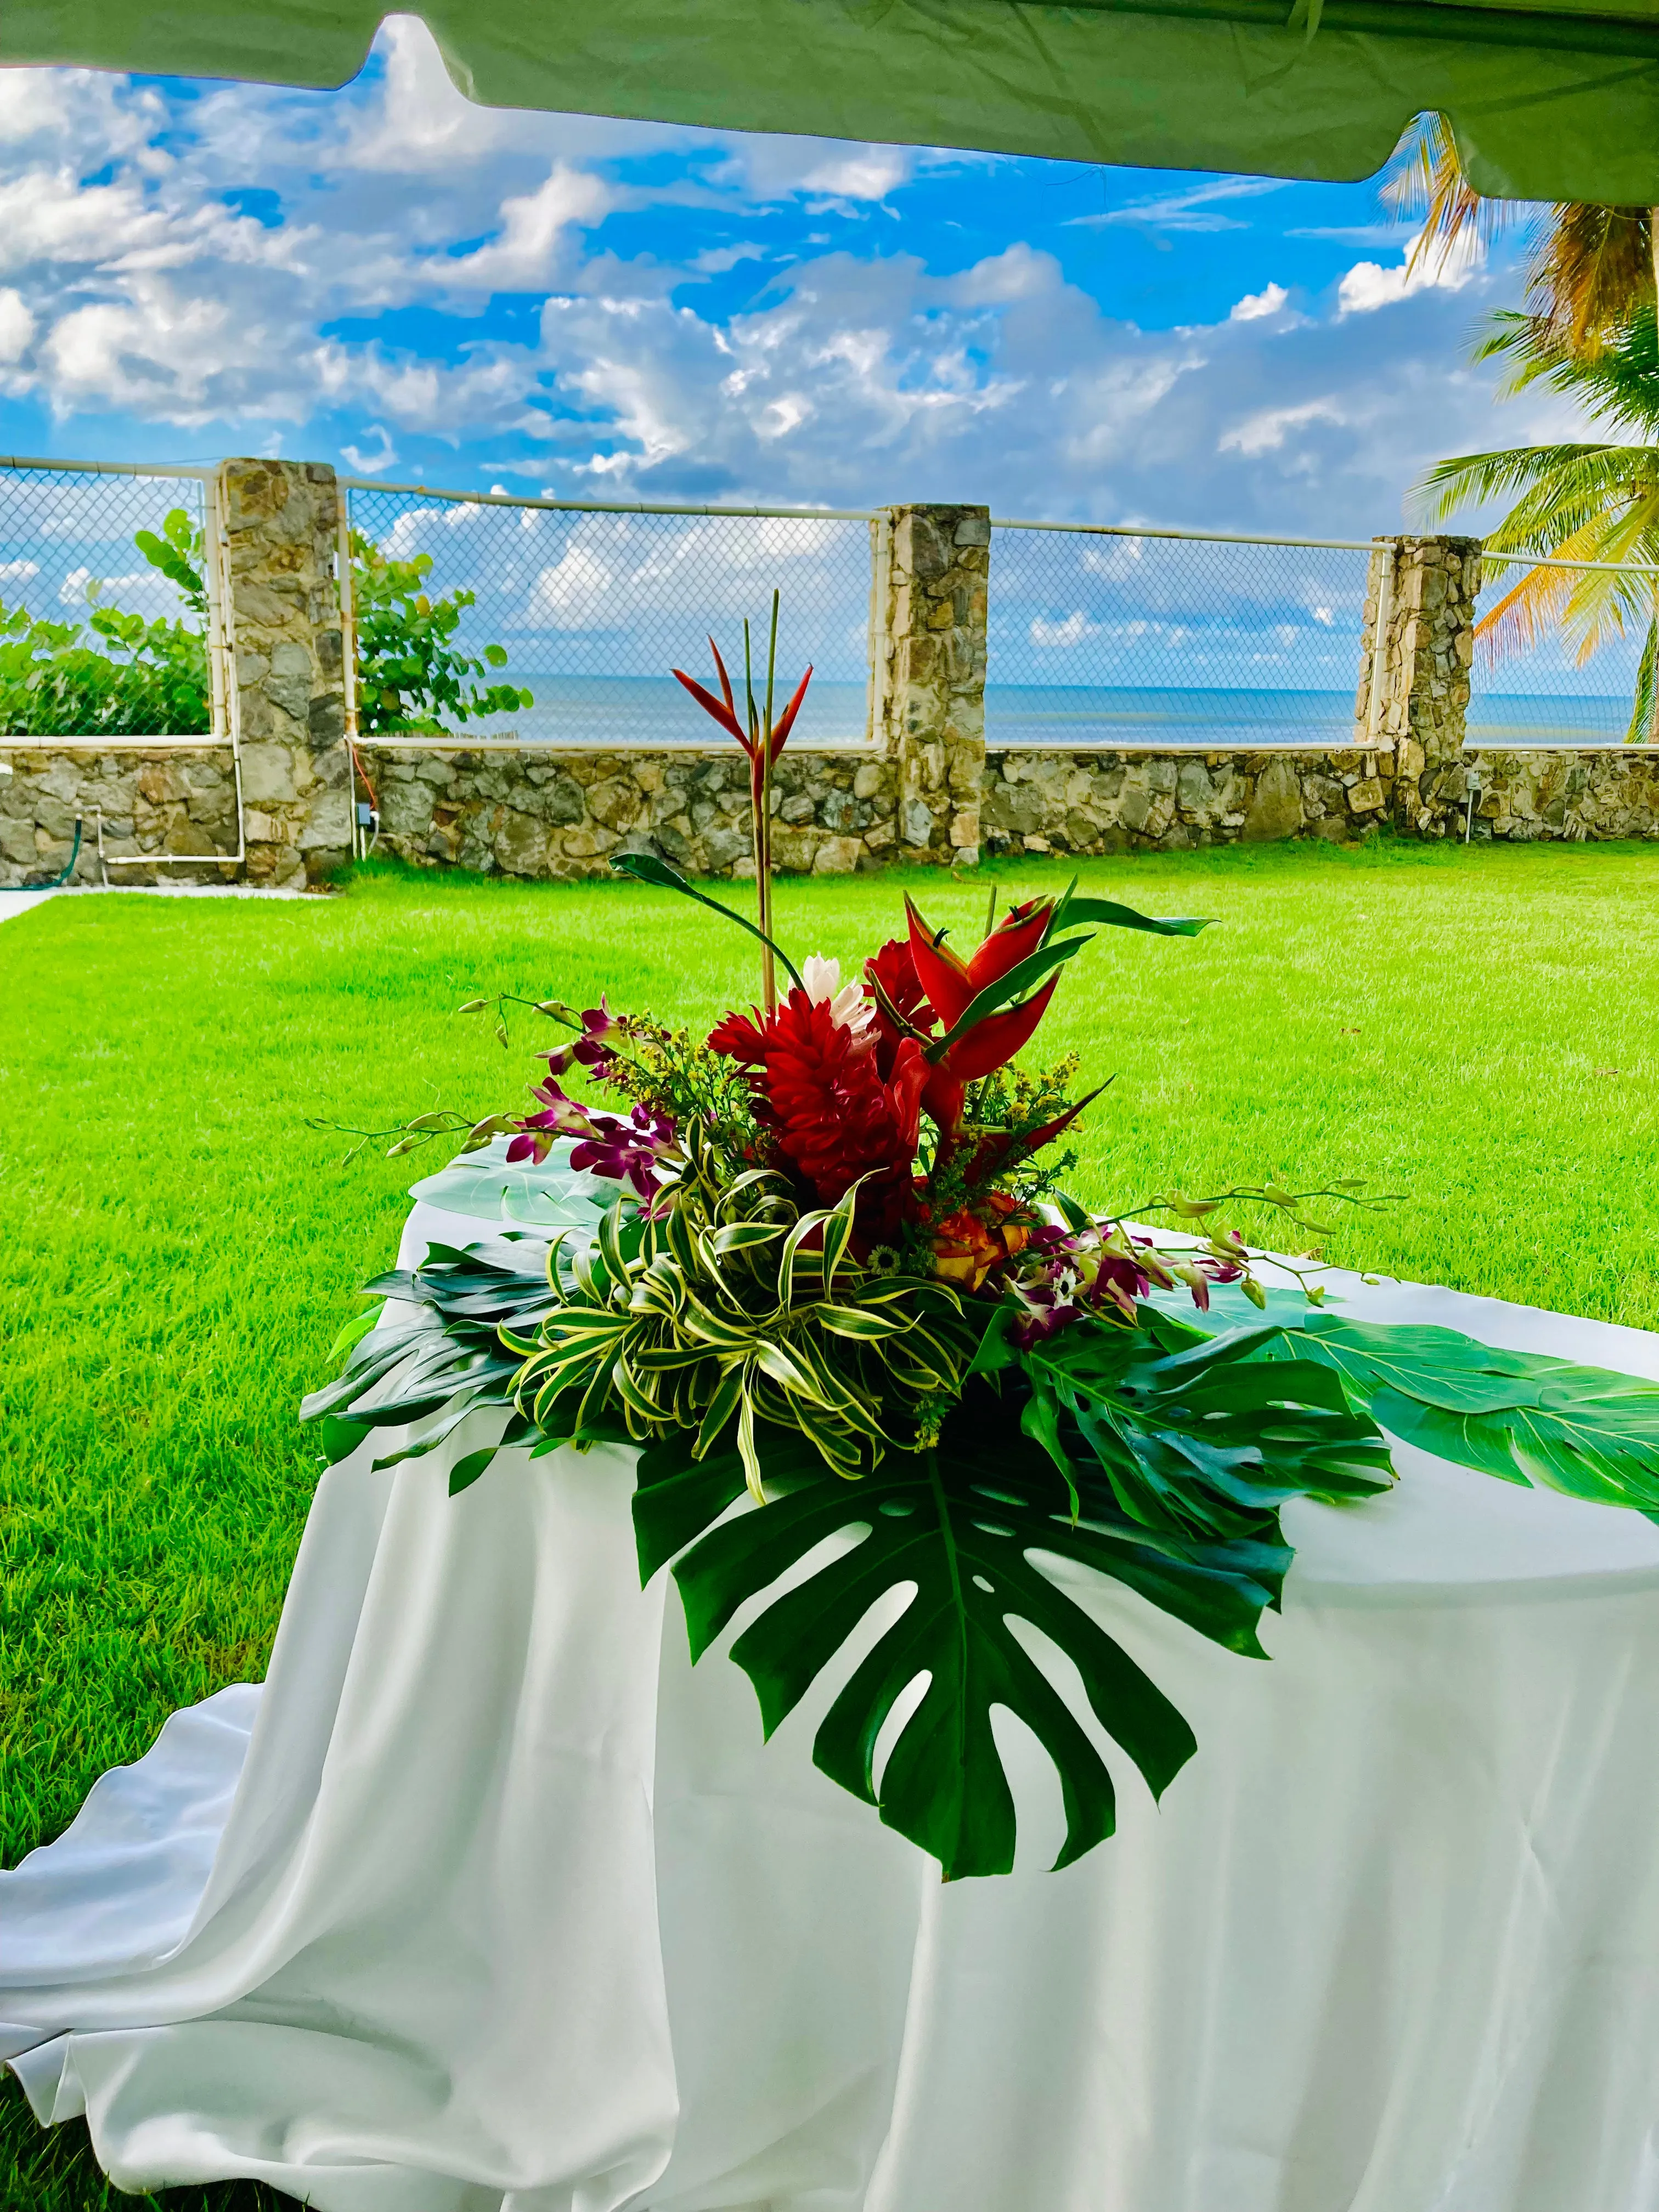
8,1184,1659,2211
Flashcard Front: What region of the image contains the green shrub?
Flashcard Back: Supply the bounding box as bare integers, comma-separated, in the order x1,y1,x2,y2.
0,509,211,737
349,531,532,734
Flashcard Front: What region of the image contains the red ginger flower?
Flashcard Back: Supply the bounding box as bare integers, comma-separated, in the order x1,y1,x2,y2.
709,988,927,1238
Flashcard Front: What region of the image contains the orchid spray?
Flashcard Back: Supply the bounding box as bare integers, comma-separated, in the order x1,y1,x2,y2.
672,591,811,1013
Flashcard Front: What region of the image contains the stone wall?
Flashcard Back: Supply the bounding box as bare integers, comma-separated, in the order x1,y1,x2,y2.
368,741,900,879
0,745,239,885
982,744,1396,855
7,488,1659,889
1466,746,1659,839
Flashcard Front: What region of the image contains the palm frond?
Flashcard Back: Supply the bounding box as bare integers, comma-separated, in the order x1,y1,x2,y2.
1472,306,1659,434
1626,617,1659,741
1526,202,1652,360
1476,511,1659,668
1421,442,1659,533
1380,114,1528,279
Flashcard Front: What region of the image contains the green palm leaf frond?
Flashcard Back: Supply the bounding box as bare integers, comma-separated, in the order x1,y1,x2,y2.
1380,114,1526,283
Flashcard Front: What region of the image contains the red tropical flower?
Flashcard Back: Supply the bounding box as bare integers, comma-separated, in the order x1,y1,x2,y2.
863,896,1062,1137
709,988,927,1239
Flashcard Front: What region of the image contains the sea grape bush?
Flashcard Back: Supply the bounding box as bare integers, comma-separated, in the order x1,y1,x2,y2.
0,508,532,740
348,530,532,735
0,508,211,737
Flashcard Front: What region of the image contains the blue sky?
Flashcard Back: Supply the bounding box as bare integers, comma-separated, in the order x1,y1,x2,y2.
0,18,1582,537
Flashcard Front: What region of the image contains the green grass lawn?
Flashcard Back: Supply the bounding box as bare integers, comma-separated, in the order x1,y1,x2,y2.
3,836,1658,2208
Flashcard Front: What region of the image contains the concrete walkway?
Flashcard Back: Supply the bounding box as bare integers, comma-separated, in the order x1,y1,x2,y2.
0,884,313,924
0,889,58,924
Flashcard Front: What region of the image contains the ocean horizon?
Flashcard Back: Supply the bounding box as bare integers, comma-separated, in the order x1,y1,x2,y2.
430,676,1646,752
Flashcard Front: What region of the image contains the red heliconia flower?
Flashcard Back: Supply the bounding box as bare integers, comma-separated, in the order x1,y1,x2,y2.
863,897,1062,1137
905,894,1054,1030
672,636,812,803
709,988,927,1239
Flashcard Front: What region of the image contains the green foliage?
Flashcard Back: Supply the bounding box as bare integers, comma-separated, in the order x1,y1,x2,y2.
1422,304,1659,741
635,1333,1384,1877
0,508,210,737
349,530,532,733
133,505,210,622
1216,1300,1659,1512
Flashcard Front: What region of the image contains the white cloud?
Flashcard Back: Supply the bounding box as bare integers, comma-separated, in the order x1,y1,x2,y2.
1071,175,1289,235
1338,225,1480,316
1030,609,1100,647
443,164,613,292
1231,281,1288,322
527,544,613,625
0,286,34,362
691,242,765,275
340,424,398,473
1218,397,1345,458
798,149,909,204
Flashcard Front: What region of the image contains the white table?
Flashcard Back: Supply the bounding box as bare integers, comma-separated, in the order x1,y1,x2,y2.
7,1183,1659,2212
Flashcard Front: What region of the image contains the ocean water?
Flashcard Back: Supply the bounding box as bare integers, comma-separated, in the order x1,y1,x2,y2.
443,677,1645,751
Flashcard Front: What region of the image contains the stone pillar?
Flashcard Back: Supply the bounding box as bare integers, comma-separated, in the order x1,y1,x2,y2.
219,458,350,885
1356,534,1481,839
873,503,989,866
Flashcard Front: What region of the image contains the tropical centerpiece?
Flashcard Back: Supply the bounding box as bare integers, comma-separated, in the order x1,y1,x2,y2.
310,613,1659,1879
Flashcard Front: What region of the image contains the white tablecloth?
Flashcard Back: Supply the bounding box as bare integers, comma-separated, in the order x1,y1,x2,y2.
8,1194,1659,2212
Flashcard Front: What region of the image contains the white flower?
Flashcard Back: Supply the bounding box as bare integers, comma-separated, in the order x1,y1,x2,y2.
801,951,876,1040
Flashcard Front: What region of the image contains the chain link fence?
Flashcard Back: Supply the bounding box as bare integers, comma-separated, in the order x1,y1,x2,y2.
987,521,1375,748
1468,553,1659,747
342,480,880,747
0,459,217,738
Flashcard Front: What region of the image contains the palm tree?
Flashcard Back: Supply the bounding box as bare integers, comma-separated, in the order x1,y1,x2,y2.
1421,307,1659,740
1384,115,1655,359
1393,117,1659,738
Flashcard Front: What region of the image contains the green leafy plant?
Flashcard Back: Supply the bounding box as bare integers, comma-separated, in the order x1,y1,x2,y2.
349,530,533,734
0,507,211,737
133,506,210,622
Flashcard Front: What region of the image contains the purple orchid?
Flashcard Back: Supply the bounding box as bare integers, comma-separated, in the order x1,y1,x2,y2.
1007,1218,1248,1348
505,1075,675,1199
538,997,622,1081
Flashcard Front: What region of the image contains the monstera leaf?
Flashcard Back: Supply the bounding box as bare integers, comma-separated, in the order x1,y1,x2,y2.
1276,1316,1659,1511
635,1325,1391,1880
973,1304,1395,1544
1166,1287,1659,1515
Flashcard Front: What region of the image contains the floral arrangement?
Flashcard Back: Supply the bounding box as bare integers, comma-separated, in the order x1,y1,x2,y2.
310,614,1659,1880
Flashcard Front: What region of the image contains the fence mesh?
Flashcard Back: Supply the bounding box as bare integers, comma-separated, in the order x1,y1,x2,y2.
987,524,1375,748
1468,556,1659,747
344,484,878,747
0,464,212,737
